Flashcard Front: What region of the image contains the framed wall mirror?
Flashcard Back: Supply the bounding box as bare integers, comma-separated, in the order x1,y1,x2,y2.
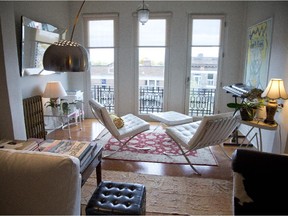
20,16,66,76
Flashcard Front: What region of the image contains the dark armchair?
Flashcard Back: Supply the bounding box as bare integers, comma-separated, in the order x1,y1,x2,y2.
232,149,288,215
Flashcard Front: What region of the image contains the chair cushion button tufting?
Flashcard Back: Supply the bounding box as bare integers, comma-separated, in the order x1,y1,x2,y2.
86,181,146,215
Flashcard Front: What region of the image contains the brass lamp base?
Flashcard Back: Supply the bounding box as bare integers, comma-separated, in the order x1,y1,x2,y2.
264,100,277,124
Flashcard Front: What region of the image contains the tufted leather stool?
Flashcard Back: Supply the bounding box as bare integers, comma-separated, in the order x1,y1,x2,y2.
85,181,146,215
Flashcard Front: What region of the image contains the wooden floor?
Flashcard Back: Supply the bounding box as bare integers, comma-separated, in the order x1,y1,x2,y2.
46,118,244,181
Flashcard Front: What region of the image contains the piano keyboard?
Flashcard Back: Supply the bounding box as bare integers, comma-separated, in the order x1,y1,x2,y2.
223,83,253,97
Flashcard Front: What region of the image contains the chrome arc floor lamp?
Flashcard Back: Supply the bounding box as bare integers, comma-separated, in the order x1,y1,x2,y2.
43,0,89,73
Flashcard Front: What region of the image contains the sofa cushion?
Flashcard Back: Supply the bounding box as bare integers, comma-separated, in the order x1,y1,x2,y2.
0,149,81,215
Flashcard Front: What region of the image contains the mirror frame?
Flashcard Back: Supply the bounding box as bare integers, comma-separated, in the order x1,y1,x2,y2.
20,16,66,76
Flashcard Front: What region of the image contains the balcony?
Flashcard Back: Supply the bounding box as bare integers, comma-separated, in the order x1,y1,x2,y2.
91,85,215,116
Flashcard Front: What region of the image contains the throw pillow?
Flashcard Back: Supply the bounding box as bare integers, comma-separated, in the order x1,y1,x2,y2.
109,114,124,129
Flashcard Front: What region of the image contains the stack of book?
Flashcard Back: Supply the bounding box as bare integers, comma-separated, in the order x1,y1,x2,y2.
40,140,97,168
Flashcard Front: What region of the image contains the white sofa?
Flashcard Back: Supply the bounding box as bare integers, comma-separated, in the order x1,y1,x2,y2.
0,149,81,215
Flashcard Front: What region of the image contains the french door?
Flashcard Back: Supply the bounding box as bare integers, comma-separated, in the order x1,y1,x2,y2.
136,13,171,115
83,13,118,116
186,15,225,116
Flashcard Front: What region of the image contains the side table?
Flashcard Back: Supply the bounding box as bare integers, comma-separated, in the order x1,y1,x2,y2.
81,144,103,186
39,139,103,186
239,120,279,152
44,109,82,139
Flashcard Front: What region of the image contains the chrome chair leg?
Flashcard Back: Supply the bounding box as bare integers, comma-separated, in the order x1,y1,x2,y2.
174,142,201,175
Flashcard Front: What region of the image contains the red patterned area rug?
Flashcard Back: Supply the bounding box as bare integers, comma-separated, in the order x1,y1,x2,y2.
96,129,218,166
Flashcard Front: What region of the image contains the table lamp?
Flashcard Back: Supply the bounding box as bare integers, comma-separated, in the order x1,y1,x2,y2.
261,78,288,124
43,81,67,108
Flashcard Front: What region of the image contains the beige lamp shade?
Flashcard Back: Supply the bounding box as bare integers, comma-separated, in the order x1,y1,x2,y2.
261,78,288,99
43,81,67,98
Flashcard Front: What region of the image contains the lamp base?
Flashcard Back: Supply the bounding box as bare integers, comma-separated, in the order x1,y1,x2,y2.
264,119,276,125
264,100,277,125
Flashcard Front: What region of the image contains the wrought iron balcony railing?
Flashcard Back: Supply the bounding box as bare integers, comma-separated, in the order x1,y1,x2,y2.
189,88,215,116
91,85,215,116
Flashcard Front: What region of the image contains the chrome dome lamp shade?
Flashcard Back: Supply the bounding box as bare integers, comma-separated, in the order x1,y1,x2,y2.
43,40,88,72
43,0,89,72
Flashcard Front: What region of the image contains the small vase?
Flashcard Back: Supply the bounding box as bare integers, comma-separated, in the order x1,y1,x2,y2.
240,108,255,121
62,102,69,115
255,105,266,120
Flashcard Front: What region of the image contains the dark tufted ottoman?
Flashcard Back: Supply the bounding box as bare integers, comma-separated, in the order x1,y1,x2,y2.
85,181,146,215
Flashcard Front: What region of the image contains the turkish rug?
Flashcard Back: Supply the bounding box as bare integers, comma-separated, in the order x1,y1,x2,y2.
81,170,233,215
96,128,218,166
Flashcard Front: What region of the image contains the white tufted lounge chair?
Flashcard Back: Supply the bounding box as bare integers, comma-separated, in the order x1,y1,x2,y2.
89,99,150,156
166,112,240,174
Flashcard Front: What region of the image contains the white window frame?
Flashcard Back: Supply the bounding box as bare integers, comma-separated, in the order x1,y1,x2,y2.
134,12,172,116
185,14,225,115
207,73,215,86
194,75,202,86
83,13,119,117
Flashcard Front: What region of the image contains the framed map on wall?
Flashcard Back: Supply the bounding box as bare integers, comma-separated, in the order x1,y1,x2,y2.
244,18,273,89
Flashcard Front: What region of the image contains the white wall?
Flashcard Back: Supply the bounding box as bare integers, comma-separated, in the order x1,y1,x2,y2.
0,1,70,140
0,2,26,139
0,15,14,139
239,1,288,153
13,1,70,99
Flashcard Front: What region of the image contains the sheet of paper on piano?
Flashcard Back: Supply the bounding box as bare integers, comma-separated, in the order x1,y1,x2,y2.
223,83,253,97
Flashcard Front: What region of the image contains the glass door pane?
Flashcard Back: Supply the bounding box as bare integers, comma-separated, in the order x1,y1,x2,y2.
138,19,166,114
90,48,115,112
86,18,116,113
139,47,165,113
188,18,222,116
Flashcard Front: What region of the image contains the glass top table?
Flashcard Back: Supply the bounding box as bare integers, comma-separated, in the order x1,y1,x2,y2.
44,109,82,139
